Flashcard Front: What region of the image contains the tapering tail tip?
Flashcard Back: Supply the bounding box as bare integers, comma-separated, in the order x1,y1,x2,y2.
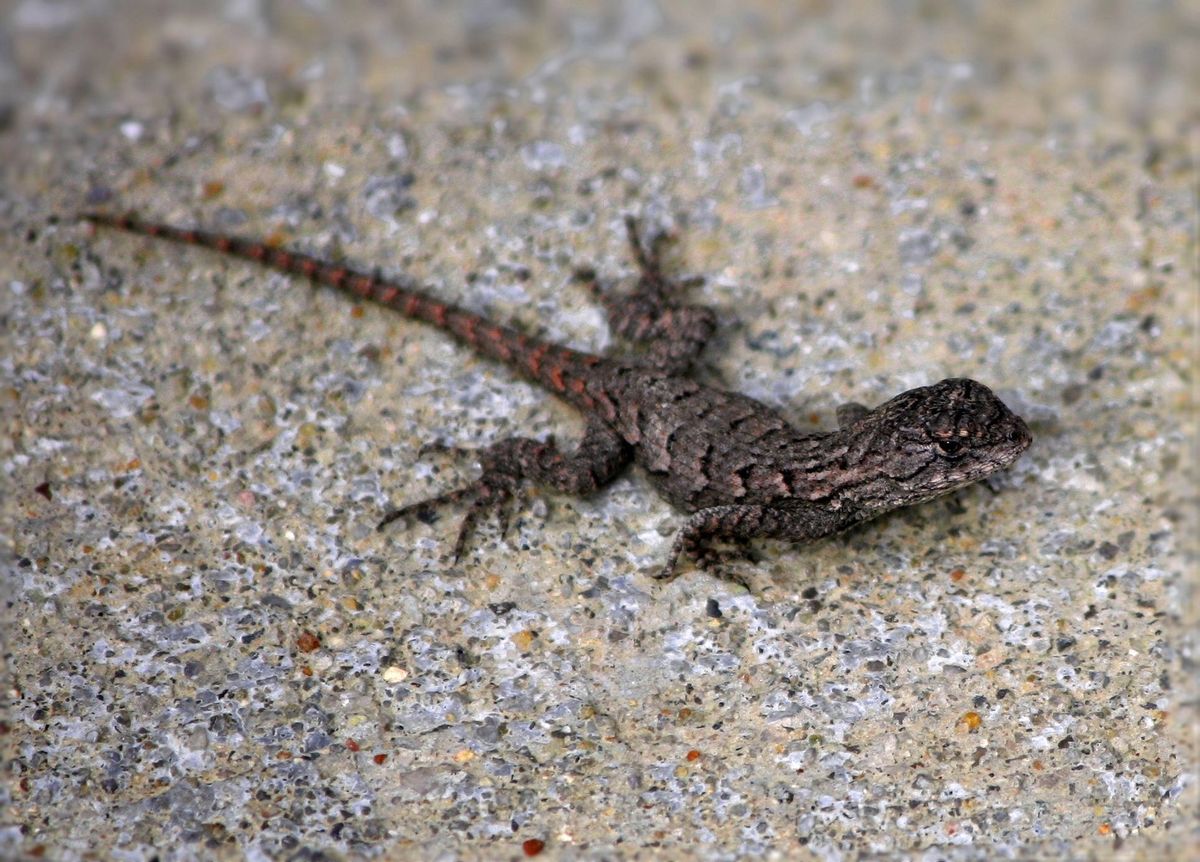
79,211,134,230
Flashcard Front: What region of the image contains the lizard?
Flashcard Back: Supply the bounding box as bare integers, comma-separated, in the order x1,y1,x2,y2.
81,210,1033,580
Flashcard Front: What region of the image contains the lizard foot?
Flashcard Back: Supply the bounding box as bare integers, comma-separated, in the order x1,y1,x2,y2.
378,438,535,559
377,468,522,562
378,424,630,564
654,536,757,585
377,432,607,562
654,505,778,584
575,216,716,374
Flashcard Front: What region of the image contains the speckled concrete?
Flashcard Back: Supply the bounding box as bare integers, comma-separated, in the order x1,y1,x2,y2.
1,2,1196,860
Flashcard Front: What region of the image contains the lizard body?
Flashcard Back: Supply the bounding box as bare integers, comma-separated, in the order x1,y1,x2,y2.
83,211,1032,579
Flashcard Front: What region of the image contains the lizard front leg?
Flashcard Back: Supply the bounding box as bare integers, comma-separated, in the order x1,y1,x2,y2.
657,503,848,582
378,417,631,562
577,216,717,374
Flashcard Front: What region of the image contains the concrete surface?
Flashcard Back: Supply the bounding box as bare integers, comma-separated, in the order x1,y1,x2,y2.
1,1,1196,859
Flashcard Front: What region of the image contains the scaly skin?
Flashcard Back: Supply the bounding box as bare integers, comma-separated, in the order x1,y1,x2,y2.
83,211,1032,580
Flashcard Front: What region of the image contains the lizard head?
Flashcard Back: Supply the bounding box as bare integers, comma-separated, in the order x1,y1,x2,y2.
841,378,1032,511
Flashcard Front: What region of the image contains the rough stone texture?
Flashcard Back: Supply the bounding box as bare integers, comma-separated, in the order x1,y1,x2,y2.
1,1,1195,860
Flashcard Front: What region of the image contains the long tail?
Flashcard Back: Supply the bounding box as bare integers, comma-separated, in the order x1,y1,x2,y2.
82,212,606,409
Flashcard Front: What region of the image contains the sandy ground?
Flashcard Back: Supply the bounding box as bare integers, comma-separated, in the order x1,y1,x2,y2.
1,1,1196,859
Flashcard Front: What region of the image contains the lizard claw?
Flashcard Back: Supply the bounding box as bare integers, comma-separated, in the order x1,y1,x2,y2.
572,265,599,287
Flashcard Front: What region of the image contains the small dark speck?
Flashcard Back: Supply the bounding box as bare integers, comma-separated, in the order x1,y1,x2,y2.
1087,365,1104,381
706,598,722,618
1144,141,1163,171
86,186,115,206
305,731,333,752
959,199,978,217
1083,604,1098,619
996,688,1010,699
1061,383,1084,406
745,329,797,359
972,695,988,708
359,344,383,364
1057,736,1074,749
801,586,818,599
34,481,52,500
489,602,516,616
1097,541,1119,560
1056,636,1076,652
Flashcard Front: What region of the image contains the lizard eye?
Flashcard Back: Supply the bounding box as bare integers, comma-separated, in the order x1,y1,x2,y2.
935,439,966,457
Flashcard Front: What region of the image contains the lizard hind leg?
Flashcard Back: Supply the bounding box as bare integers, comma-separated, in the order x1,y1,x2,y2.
576,216,717,374
378,418,631,564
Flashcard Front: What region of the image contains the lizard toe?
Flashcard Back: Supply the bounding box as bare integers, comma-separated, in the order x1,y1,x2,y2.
448,473,519,561
377,485,472,531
